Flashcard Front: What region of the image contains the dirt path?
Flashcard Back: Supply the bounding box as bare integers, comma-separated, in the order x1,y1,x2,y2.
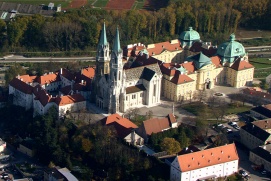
67,0,87,9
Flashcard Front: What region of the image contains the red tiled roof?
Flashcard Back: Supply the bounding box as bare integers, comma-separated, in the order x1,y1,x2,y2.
243,87,271,100
181,62,195,74
101,113,138,138
33,85,53,106
189,42,217,57
147,40,181,55
60,68,75,81
130,53,162,69
55,94,85,106
36,72,60,85
176,143,239,172
211,56,222,68
231,59,254,71
9,78,33,94
171,71,194,85
160,63,177,76
143,114,174,135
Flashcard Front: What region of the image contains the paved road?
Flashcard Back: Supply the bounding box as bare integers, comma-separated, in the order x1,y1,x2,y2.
1,55,95,62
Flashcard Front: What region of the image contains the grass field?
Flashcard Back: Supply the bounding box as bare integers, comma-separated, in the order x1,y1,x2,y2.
93,0,108,7
249,58,271,78
0,0,71,8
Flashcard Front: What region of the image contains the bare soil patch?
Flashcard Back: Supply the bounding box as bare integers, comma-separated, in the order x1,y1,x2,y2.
67,0,87,9
105,0,135,10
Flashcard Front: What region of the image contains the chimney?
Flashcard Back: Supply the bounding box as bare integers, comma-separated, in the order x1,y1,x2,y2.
60,68,62,75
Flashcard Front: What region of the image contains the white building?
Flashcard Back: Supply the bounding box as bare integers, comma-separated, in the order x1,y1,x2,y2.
170,143,239,181
94,23,162,113
9,67,93,117
0,139,6,153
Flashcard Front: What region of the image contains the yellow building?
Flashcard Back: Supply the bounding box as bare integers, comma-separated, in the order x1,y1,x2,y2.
128,31,254,102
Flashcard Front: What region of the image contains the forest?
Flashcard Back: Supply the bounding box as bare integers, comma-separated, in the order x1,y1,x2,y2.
0,0,270,56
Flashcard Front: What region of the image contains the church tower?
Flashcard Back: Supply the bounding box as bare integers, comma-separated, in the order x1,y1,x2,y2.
109,27,124,113
96,22,110,77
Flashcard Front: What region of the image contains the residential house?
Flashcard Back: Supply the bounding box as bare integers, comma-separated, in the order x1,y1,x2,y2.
137,113,177,141
44,166,78,181
240,119,271,150
250,144,271,172
101,113,144,145
250,104,271,120
170,143,239,181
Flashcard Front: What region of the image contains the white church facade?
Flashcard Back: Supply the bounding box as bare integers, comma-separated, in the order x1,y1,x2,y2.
93,23,162,113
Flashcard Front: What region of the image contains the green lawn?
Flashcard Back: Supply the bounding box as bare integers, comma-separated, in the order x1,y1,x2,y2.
182,102,252,119
250,58,271,69
93,0,109,7
0,0,71,7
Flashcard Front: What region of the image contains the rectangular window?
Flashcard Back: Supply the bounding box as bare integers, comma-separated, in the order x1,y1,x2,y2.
140,93,143,97
154,84,156,96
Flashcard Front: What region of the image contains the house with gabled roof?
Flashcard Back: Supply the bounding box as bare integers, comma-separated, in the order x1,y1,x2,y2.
250,104,271,119
137,113,177,141
101,113,144,145
170,143,239,181
240,119,271,150
250,144,271,173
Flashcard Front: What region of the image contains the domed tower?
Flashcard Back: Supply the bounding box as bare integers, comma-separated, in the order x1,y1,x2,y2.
217,33,246,65
179,27,200,49
179,27,201,62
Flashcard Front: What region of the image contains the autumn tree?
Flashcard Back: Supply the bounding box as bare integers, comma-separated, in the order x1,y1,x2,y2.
160,137,181,154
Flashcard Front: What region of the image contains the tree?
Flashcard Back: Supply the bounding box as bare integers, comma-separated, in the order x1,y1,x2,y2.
5,64,26,85
145,110,153,120
177,128,190,148
160,137,181,154
81,138,92,153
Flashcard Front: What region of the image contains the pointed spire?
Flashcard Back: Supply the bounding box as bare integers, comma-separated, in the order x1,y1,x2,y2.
113,27,122,54
99,22,108,46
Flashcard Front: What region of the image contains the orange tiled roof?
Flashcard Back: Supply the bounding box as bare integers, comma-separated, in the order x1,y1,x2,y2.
103,113,138,129
181,62,195,74
147,40,181,55
18,75,37,83
211,56,222,68
231,59,254,71
55,94,85,106
102,113,138,138
81,67,95,79
171,71,194,85
176,143,239,172
36,72,60,85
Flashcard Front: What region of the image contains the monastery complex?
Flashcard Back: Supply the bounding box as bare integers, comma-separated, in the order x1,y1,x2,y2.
8,24,254,116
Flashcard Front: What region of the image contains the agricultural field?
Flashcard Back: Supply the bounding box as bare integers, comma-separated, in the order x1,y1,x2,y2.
0,0,70,7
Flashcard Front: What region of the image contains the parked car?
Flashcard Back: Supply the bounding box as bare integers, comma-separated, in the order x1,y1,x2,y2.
261,170,267,175
239,170,248,177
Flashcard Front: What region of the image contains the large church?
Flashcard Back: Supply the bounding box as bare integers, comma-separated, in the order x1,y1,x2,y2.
93,23,162,113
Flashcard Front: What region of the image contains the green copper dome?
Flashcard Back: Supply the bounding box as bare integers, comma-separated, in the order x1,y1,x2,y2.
217,34,246,63
180,27,200,41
